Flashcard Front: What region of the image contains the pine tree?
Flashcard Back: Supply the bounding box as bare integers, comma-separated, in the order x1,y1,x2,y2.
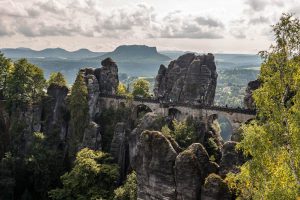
69,72,89,152
48,72,67,87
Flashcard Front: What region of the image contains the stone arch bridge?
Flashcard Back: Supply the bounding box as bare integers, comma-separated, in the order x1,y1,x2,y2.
98,94,256,133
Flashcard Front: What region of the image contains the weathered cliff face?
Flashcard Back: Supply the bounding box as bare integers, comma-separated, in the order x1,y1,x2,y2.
95,57,119,95
42,84,69,141
135,130,225,200
136,131,178,200
154,53,218,105
81,121,101,150
128,112,167,169
110,122,129,183
201,173,232,200
80,58,119,119
175,143,218,200
219,141,245,177
244,79,261,109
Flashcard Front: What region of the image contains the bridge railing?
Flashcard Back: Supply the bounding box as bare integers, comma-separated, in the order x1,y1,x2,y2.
98,94,256,115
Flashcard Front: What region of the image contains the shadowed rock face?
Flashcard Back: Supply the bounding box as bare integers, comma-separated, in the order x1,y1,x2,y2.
201,173,232,200
175,143,218,200
244,79,261,109
219,141,245,177
95,57,119,95
154,53,218,105
110,122,129,183
43,84,69,141
136,131,178,200
81,57,119,98
81,121,101,151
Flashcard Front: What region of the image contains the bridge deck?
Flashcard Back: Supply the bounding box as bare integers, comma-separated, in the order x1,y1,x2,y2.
99,94,256,115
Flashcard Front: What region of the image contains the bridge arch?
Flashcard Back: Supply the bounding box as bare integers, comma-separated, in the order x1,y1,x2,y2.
132,104,153,119
168,108,182,120
202,109,255,140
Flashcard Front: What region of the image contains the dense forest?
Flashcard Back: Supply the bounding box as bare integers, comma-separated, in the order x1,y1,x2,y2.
0,13,299,200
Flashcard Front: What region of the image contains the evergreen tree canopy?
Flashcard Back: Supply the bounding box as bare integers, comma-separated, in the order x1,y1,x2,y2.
69,73,89,153
48,72,67,87
5,58,46,106
0,52,12,96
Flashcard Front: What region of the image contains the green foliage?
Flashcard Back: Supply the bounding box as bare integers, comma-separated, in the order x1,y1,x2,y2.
0,52,12,95
117,83,128,95
227,14,300,199
69,73,89,154
114,171,137,200
48,72,67,87
132,79,150,97
5,58,46,107
49,148,119,200
161,119,197,148
0,130,66,199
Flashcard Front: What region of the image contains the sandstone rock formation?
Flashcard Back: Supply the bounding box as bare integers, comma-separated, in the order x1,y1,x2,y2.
244,79,261,109
80,58,119,119
128,112,167,169
95,57,119,95
136,131,178,200
201,173,232,200
154,53,218,105
219,141,245,177
42,84,69,140
175,143,218,200
81,121,101,150
110,122,129,183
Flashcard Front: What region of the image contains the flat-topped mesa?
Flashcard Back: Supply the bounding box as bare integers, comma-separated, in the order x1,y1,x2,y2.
154,53,218,105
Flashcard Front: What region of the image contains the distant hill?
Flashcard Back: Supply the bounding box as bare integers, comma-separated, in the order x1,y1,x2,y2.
0,47,105,59
88,45,171,62
0,45,262,84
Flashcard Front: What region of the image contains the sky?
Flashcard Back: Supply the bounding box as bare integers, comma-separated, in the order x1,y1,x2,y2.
0,0,299,53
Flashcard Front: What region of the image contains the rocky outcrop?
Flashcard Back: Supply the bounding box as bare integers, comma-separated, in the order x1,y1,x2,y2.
175,143,218,200
219,141,245,177
244,79,260,109
110,122,129,183
136,131,178,200
42,84,69,141
95,58,119,95
81,121,101,150
154,53,218,105
201,173,232,200
128,112,167,169
80,68,100,119
202,114,223,163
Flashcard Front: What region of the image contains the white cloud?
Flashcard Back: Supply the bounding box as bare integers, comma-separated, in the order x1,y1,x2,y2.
0,0,298,53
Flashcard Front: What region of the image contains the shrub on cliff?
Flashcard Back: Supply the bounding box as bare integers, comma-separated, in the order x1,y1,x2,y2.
132,79,150,98
161,119,197,148
114,171,137,200
49,148,119,200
